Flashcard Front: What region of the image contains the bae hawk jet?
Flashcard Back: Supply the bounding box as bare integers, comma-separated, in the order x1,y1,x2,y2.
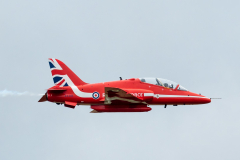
38,58,211,113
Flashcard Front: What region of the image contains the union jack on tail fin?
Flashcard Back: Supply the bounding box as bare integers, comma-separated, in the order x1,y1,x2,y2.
48,58,87,87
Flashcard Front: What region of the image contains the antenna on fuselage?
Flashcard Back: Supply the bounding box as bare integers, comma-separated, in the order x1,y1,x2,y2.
120,77,122,80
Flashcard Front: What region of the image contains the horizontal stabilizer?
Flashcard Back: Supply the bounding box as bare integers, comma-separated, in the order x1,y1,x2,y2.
48,86,67,93
48,88,67,91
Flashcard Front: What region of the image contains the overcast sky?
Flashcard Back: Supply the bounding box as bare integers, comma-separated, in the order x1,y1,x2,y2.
0,0,240,160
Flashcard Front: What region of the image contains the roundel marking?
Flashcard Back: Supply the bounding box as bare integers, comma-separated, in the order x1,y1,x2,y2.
92,92,100,99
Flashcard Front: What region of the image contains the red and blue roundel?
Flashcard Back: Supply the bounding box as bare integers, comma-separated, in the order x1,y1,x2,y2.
92,92,100,99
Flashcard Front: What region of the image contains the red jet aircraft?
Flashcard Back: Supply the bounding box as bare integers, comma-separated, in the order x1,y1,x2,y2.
38,58,211,113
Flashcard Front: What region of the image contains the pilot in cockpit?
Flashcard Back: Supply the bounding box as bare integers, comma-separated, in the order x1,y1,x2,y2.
140,77,187,91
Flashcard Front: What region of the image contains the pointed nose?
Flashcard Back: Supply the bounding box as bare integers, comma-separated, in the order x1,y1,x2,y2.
189,92,212,104
205,97,211,103
201,96,211,104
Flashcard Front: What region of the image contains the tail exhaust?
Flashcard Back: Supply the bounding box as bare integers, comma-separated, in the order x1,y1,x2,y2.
38,92,48,102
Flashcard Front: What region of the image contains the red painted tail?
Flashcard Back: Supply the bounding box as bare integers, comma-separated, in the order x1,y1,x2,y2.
48,58,87,86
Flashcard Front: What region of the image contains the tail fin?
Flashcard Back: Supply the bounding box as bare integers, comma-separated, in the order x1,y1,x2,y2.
48,58,87,86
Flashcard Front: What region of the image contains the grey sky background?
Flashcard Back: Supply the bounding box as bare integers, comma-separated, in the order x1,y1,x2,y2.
0,0,240,159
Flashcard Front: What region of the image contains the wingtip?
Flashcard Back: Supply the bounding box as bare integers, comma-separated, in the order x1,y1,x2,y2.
90,110,100,113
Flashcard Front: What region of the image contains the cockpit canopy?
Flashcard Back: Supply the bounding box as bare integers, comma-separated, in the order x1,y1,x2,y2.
139,78,188,91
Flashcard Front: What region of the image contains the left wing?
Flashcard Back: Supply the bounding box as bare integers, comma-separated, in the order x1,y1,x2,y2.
104,87,154,105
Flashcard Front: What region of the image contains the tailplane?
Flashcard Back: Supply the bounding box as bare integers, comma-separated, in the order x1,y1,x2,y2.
48,58,87,86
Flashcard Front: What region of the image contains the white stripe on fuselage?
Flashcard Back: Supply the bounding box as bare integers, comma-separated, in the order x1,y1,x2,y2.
54,75,92,98
154,94,209,99
144,93,154,97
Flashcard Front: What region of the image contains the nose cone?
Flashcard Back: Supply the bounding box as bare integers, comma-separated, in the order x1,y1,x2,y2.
203,97,211,104
189,92,211,104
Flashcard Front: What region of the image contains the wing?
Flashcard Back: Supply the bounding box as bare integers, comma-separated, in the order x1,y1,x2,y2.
104,87,154,105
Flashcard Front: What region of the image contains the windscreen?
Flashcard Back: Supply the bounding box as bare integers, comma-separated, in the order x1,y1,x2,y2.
140,77,188,91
